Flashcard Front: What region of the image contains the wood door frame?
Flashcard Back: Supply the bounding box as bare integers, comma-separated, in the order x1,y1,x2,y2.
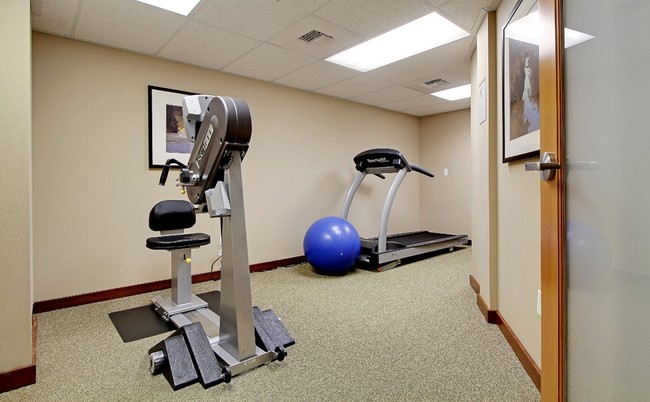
539,0,565,400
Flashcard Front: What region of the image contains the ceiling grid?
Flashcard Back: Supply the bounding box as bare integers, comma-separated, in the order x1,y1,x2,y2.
30,0,502,116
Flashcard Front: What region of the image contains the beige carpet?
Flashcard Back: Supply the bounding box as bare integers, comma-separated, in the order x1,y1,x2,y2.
1,248,540,401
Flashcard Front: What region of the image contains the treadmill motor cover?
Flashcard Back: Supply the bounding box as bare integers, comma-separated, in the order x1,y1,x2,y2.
353,148,410,174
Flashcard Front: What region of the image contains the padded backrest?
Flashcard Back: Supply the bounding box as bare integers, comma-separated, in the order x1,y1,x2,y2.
149,200,196,232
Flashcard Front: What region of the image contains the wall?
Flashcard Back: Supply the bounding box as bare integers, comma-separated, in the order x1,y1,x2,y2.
471,13,500,311
471,6,542,368
419,110,471,237
495,0,542,366
0,0,33,374
31,33,422,302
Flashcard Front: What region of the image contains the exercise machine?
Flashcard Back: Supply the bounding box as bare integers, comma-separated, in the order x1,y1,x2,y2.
340,148,468,271
145,95,293,390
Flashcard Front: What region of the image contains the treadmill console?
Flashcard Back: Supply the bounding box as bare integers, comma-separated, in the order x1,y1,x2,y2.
353,148,409,174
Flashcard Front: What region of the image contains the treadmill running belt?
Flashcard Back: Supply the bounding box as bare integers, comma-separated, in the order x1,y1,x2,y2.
362,231,465,249
388,231,462,247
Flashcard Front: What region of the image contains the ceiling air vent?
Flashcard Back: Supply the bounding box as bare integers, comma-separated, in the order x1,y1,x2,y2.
420,78,448,90
298,30,334,46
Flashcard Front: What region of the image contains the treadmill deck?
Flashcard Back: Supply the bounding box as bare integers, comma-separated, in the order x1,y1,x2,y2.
358,230,469,270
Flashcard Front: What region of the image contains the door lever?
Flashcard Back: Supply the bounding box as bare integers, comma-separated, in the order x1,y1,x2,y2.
525,152,560,181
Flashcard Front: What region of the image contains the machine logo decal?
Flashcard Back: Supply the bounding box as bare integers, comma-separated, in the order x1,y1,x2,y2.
196,124,214,167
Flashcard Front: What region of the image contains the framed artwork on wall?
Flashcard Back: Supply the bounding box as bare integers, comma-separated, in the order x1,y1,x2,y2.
502,0,541,163
148,85,196,168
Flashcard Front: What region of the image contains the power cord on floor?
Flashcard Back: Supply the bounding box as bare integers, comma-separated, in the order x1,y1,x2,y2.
210,256,222,281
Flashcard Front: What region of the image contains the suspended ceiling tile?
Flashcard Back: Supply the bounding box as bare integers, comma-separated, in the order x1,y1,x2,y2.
269,15,362,59
422,0,459,6
314,0,435,37
315,74,394,99
403,71,470,94
406,101,468,117
350,85,422,106
368,36,473,83
74,0,185,55
438,0,494,32
30,0,80,37
222,43,316,82
193,0,330,41
382,94,446,112
453,98,472,108
158,21,261,70
274,61,360,91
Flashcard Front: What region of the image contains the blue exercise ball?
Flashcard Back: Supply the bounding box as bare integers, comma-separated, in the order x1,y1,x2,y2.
303,216,361,275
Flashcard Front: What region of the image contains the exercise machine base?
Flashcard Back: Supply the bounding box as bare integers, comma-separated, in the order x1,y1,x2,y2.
149,305,294,390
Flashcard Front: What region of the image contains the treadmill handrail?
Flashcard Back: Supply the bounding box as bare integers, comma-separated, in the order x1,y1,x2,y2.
409,163,434,178
341,171,366,220
341,149,435,254
377,168,408,253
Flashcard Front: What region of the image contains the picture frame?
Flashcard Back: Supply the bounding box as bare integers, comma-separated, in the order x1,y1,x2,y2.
502,0,540,163
148,85,196,168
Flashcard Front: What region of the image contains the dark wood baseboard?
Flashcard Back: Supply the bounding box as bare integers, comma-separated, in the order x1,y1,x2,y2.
32,315,37,365
469,274,480,294
475,291,501,324
469,275,541,392
33,255,305,314
0,365,36,394
0,316,37,394
493,311,541,391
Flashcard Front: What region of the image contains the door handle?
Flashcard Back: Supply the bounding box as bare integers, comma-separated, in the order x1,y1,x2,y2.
525,152,560,181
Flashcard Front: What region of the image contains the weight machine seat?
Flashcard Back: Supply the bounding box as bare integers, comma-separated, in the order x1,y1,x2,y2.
146,233,211,251
149,200,197,232
147,199,211,250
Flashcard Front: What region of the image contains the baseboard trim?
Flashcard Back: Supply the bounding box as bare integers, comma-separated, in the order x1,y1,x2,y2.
494,311,541,391
33,255,305,313
469,276,541,392
0,316,37,394
32,315,37,365
0,365,36,394
469,274,480,294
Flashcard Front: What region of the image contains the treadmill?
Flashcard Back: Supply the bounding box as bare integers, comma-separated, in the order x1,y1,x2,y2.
340,148,468,271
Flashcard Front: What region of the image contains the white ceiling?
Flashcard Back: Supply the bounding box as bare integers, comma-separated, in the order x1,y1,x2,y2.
30,0,500,117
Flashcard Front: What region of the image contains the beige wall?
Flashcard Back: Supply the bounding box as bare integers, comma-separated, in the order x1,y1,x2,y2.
0,0,33,373
495,0,542,366
31,33,422,302
471,13,499,310
419,110,471,237
471,6,542,367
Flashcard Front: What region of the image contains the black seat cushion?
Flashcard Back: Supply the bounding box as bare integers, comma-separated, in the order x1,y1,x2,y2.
146,233,211,251
149,200,196,232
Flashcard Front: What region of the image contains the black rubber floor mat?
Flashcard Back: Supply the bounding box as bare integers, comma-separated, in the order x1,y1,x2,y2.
109,291,220,343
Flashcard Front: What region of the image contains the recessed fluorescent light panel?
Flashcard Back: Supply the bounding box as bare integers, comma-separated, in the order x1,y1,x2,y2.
326,12,469,72
506,10,594,48
134,0,200,16
431,84,471,101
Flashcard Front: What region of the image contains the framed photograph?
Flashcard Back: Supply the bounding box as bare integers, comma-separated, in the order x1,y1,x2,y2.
502,0,540,163
148,85,196,168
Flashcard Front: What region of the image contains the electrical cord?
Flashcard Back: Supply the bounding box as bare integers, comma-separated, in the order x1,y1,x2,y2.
210,255,222,281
